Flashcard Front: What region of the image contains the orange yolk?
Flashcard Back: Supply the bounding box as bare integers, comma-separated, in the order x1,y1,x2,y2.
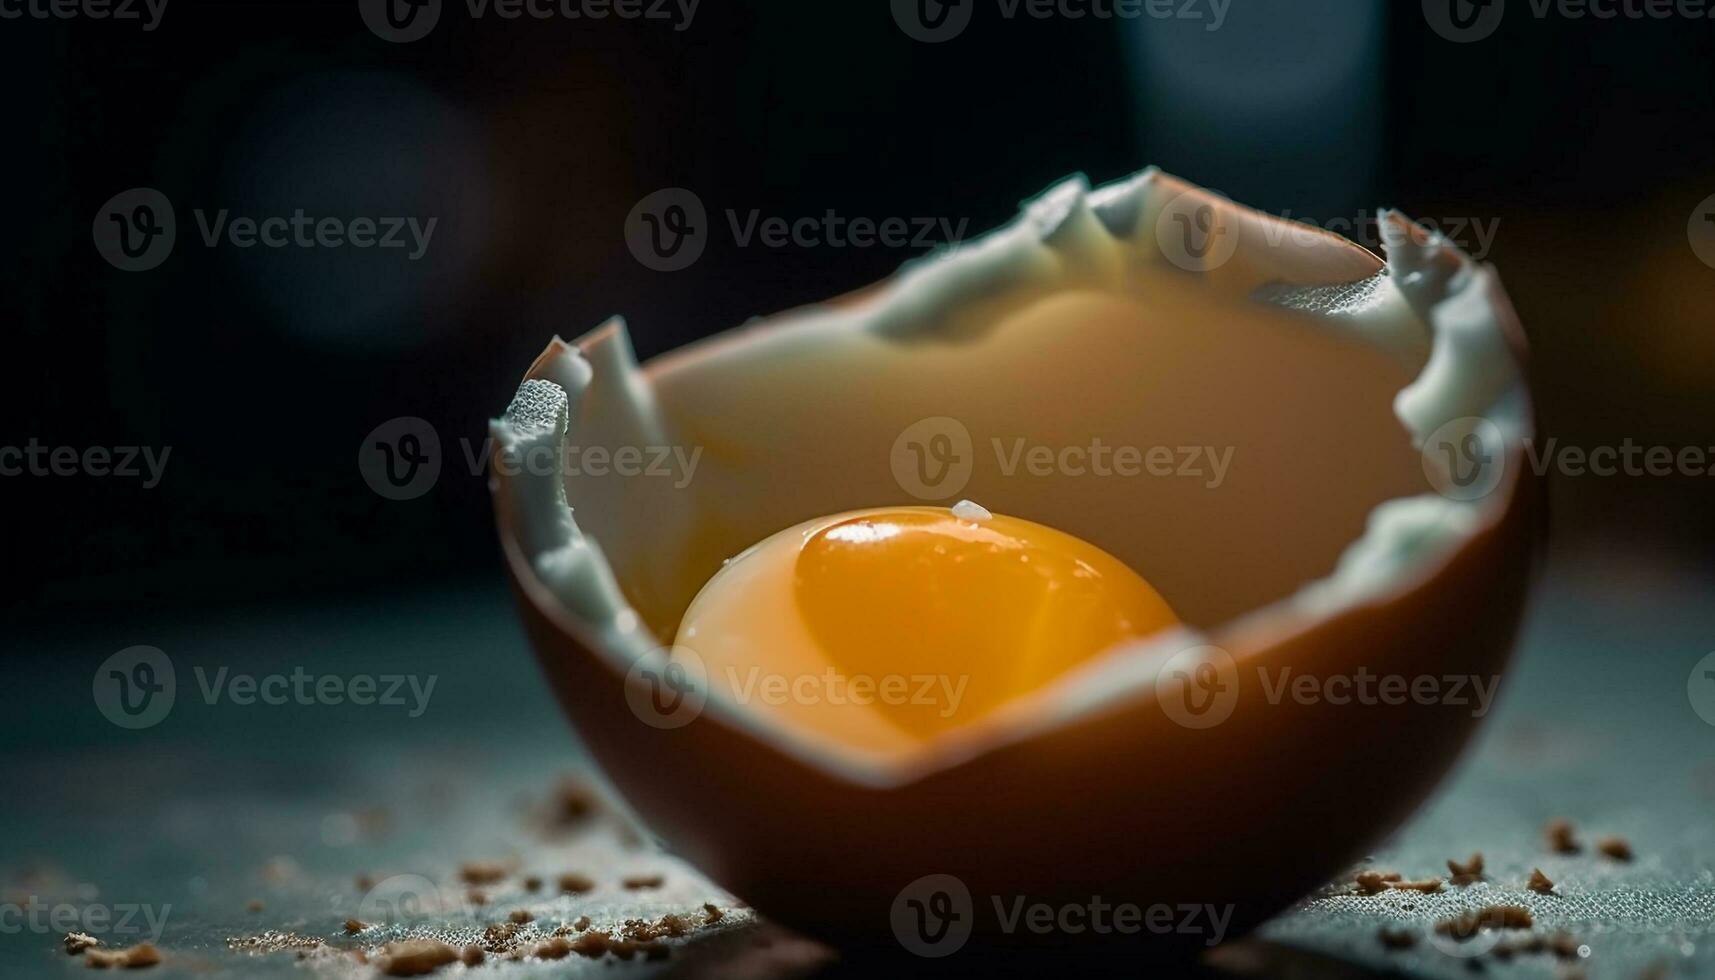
673,507,1177,744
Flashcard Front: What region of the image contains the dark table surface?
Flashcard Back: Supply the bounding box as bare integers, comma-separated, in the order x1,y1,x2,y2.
4,550,1712,979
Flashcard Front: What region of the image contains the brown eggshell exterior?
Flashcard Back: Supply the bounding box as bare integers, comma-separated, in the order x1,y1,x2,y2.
497,438,1540,957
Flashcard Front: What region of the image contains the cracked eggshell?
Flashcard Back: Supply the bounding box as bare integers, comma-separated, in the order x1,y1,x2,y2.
491,169,1542,959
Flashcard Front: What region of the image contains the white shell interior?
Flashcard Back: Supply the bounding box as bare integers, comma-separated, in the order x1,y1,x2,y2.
491,168,1530,786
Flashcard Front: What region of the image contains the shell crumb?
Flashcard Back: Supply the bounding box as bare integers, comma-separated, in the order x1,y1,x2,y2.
556,872,595,894
1545,818,1581,854
1378,926,1417,950
1595,836,1633,861
1354,870,1403,895
377,939,460,976
459,862,510,886
1436,905,1534,941
84,943,162,969
1448,852,1484,885
950,499,992,522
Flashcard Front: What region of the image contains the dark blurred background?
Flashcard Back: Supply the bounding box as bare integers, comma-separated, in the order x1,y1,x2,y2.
4,0,1713,636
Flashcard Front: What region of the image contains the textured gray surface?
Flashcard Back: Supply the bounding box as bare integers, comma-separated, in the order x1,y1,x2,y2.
3,554,1712,978
1254,555,1715,979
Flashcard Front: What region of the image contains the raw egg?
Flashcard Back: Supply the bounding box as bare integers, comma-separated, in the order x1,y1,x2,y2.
491,169,1540,961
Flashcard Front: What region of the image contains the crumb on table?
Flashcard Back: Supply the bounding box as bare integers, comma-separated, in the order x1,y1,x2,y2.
377,939,459,976
84,943,163,969
1596,836,1633,861
1546,818,1581,854
557,872,595,894
1448,852,1485,885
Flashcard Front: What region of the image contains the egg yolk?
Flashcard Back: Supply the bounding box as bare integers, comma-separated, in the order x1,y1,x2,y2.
673,506,1177,745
